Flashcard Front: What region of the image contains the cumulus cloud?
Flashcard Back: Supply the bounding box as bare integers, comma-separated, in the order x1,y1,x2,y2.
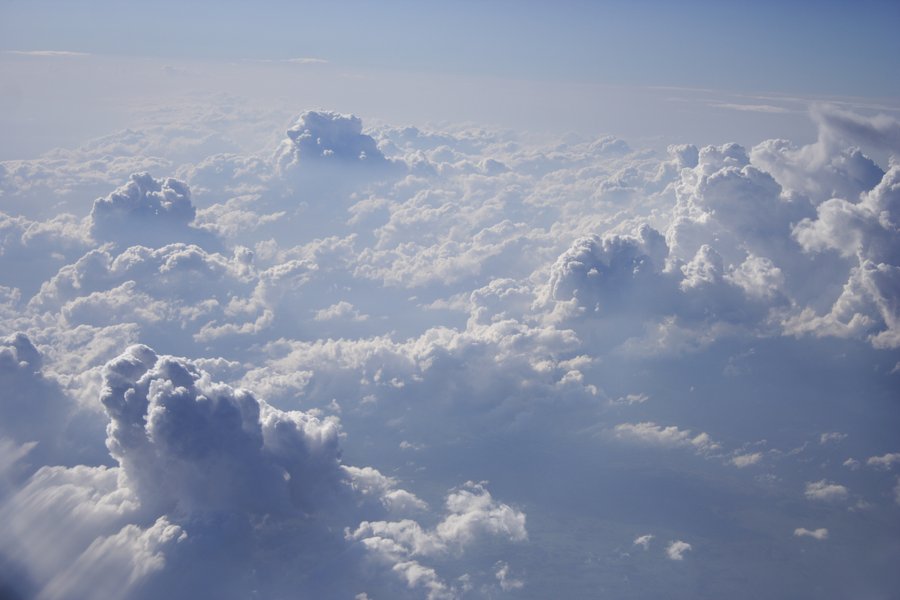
348,482,526,598
275,110,391,173
866,453,900,470
804,480,850,503
0,344,522,599
89,173,219,249
3,100,900,598
665,540,692,561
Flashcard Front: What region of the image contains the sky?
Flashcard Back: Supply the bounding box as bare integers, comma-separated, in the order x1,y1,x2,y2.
1,2,900,600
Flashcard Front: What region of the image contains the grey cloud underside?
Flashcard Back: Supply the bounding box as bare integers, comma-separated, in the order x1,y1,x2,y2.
1,107,899,599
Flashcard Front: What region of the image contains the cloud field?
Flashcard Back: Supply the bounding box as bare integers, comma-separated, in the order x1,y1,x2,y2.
1,103,899,599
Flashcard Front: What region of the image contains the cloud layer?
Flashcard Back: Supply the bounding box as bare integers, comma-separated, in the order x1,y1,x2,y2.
1,105,899,599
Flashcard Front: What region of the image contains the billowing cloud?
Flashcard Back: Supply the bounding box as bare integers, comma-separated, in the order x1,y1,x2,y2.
2,100,899,599
89,173,219,249
275,110,391,173
1,345,524,599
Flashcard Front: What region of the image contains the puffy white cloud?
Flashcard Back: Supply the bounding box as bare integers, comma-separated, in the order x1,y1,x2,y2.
785,162,900,348
804,480,849,503
633,534,654,550
3,98,900,599
866,453,900,470
0,342,526,599
793,527,829,540
315,300,369,322
89,173,219,249
348,482,526,598
665,540,692,561
276,110,390,171
99,344,347,514
730,452,763,468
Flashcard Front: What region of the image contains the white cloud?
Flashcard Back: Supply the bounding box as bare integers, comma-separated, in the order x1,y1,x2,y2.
804,480,849,503
793,527,829,540
612,392,649,406
4,50,90,57
820,432,847,445
665,540,692,561
275,110,391,173
314,300,369,322
494,561,524,591
843,458,861,470
710,103,790,114
3,99,900,598
730,452,763,468
866,453,900,470
348,482,526,598
609,422,719,454
0,343,524,598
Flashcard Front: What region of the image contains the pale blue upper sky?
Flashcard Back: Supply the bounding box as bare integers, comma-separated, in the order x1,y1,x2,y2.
2,0,899,97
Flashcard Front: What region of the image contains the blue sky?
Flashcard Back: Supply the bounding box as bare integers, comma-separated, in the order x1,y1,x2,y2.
2,0,899,96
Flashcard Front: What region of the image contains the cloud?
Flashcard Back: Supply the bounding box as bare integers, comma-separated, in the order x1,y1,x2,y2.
609,422,719,454
820,432,847,445
804,480,849,502
315,300,369,322
793,527,829,540
2,101,900,598
1,344,526,599
348,482,526,598
665,540,692,561
812,104,900,155
4,50,90,57
494,561,524,591
249,57,329,65
282,57,329,65
730,452,762,468
866,453,900,470
90,173,217,249
0,332,105,471
275,110,390,172
710,102,790,114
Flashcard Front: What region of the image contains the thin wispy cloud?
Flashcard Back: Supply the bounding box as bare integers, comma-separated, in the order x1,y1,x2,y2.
4,49,90,57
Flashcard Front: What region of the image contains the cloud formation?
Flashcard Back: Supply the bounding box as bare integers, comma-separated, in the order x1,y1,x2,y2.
1,102,899,599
